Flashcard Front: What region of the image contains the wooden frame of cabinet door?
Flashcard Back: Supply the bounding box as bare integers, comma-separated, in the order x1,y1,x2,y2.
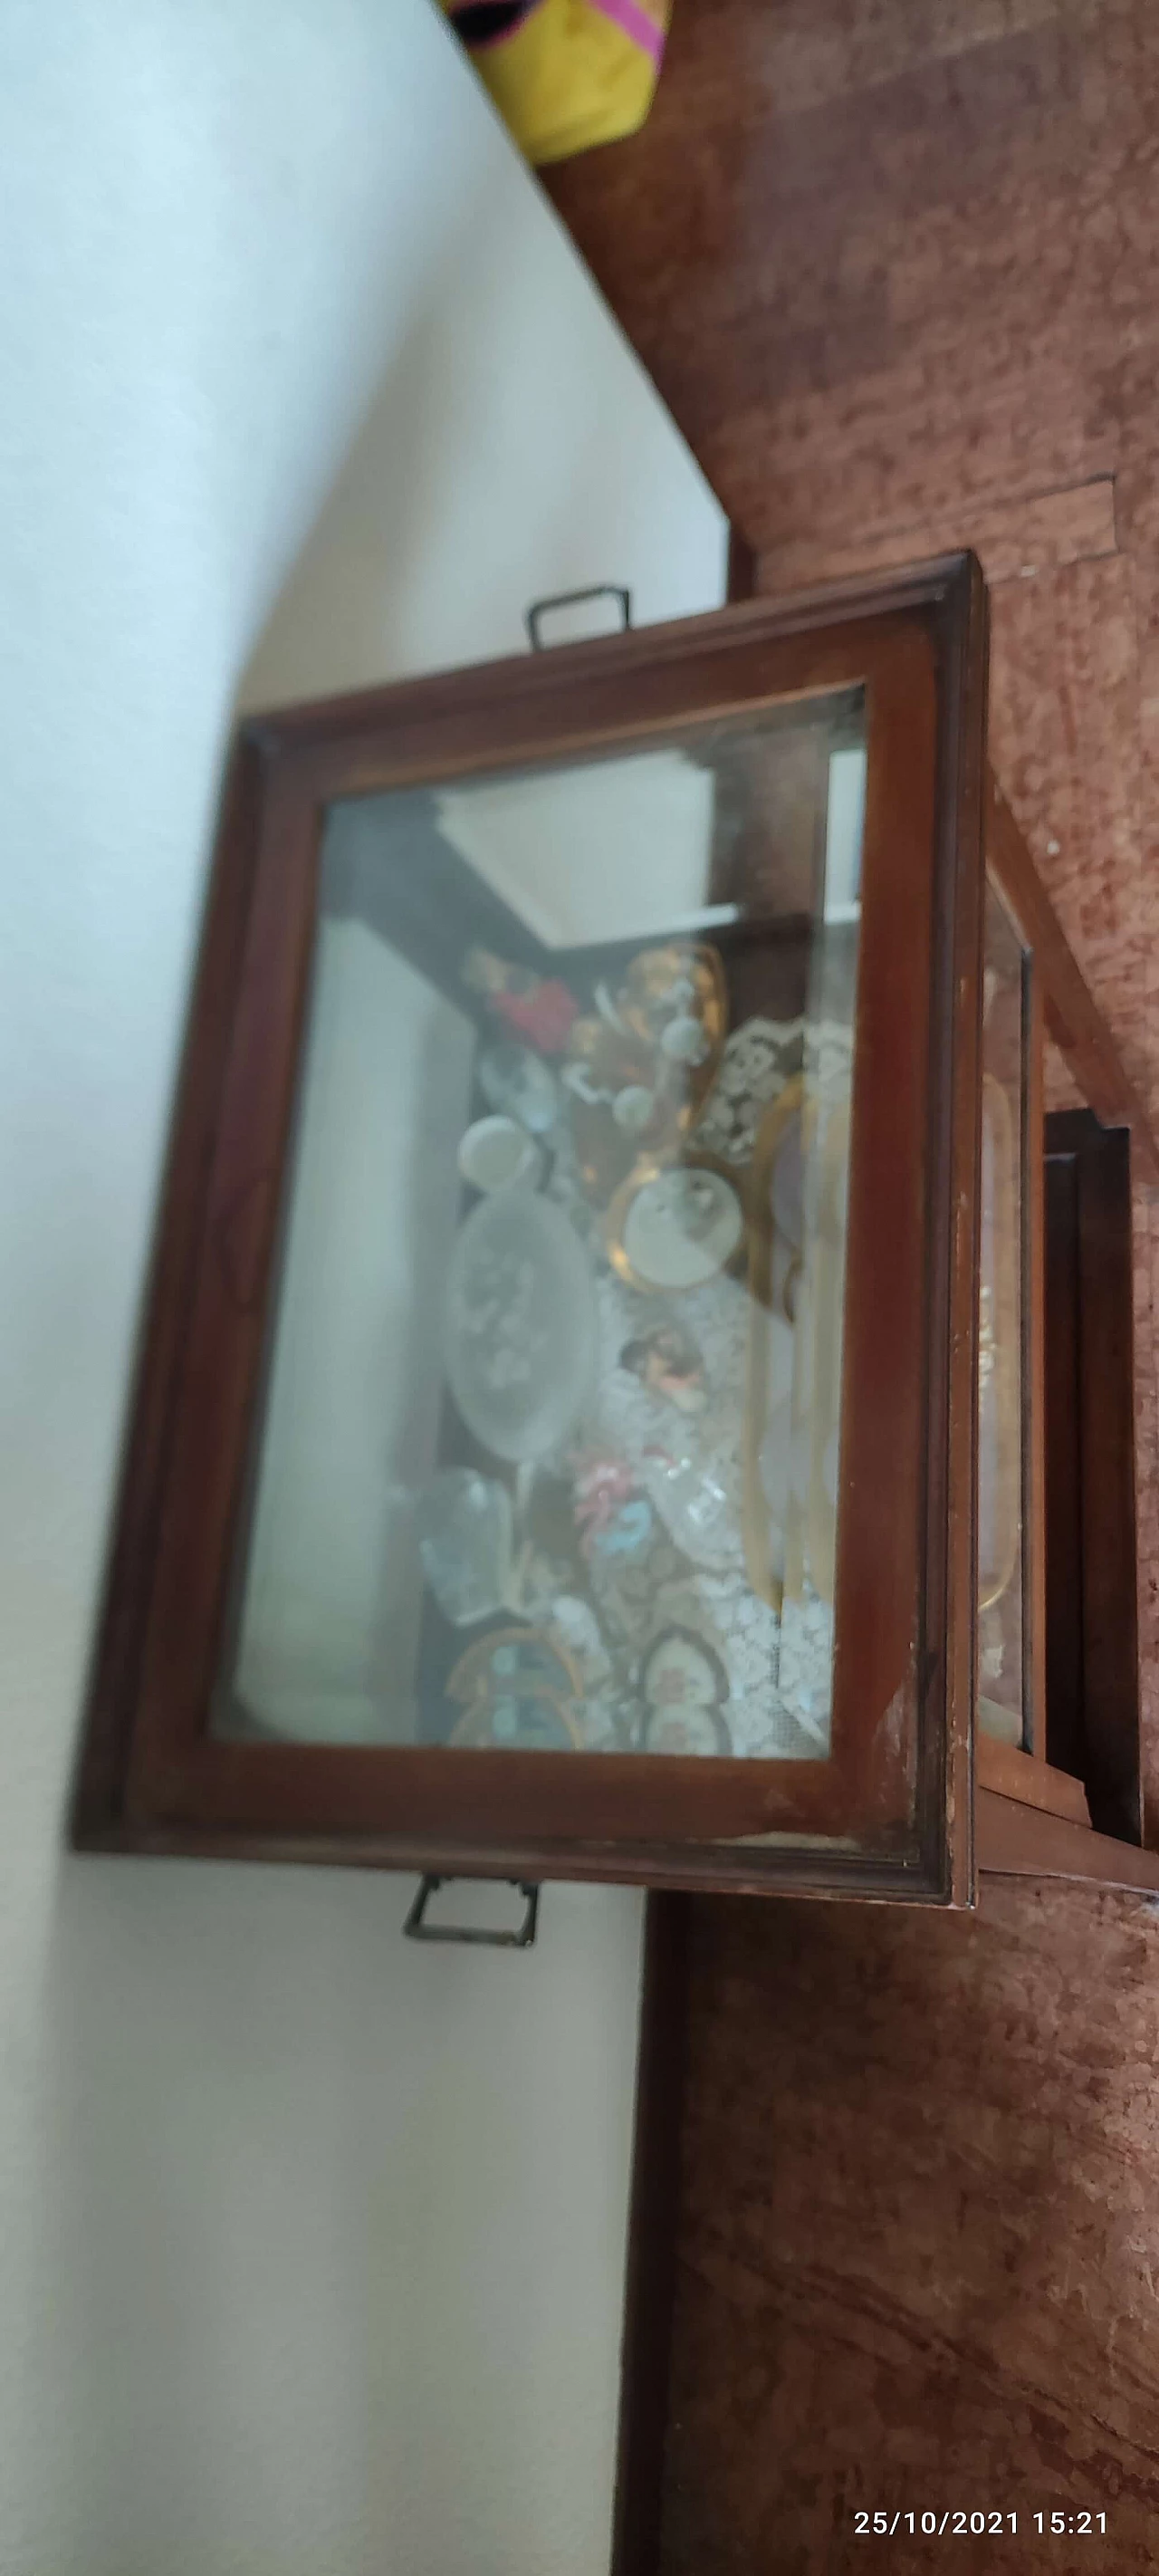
74,553,991,1899
972,774,1159,1895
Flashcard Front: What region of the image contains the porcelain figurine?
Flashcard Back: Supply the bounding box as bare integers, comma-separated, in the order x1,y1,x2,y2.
446,1624,584,1753
618,1317,706,1415
638,1623,732,1756
412,1469,512,1626
462,947,580,1054
571,1453,654,1560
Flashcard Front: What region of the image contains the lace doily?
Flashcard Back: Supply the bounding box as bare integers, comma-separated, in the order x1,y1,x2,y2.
694,1016,805,1163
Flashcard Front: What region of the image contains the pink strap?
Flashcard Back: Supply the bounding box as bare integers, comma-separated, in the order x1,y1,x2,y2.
588,0,665,63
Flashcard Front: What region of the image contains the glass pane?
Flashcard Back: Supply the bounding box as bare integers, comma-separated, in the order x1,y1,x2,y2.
214,694,866,1761
977,879,1027,1749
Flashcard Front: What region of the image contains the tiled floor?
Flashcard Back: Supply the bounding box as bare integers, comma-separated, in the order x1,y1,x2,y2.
547,6,1159,2565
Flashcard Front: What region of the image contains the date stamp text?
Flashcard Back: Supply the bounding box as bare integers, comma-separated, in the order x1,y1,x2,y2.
853,2511,1108,2537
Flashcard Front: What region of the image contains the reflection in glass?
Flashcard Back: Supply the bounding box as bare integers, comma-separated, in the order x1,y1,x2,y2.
977,879,1027,1749
215,697,867,1761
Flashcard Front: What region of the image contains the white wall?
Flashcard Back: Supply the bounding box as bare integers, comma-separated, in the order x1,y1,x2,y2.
0,5,727,2571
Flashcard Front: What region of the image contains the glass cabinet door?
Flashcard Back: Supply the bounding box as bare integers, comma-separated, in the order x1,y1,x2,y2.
215,699,866,1768
92,562,986,1896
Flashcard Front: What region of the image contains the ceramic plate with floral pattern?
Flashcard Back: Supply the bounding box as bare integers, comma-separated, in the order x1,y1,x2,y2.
638,1624,732,1756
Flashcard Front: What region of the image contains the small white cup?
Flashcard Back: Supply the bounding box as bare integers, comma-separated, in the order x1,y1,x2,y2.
457,1115,541,1194
659,1013,711,1066
612,1084,656,1133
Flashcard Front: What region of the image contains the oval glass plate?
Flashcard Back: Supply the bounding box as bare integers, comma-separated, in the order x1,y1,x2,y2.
444,1190,599,1460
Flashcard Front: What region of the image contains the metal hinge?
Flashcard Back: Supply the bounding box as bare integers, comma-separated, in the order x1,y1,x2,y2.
525,584,632,650
403,1875,541,1949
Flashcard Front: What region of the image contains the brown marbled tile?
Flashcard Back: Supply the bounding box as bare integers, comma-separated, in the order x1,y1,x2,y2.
988,557,1152,1102
547,0,1159,2559
548,12,1116,548
760,476,1117,595
661,1889,1159,2575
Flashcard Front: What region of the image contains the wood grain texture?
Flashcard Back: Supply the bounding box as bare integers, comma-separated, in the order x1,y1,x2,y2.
974,1735,1089,1827
611,1894,691,2576
72,733,272,1839
545,0,1159,2551
975,1788,1159,1891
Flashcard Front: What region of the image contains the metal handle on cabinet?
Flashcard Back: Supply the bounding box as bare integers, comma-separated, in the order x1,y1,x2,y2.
403,1875,541,1949
525,585,632,650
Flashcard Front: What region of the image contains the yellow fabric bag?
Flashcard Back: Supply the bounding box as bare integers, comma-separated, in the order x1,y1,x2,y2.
442,0,670,166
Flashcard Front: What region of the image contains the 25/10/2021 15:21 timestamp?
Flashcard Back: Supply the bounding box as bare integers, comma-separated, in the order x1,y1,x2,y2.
853,2511,1108,2536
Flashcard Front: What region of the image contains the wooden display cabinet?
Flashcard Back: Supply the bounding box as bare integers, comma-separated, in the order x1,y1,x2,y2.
74,554,1159,1905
